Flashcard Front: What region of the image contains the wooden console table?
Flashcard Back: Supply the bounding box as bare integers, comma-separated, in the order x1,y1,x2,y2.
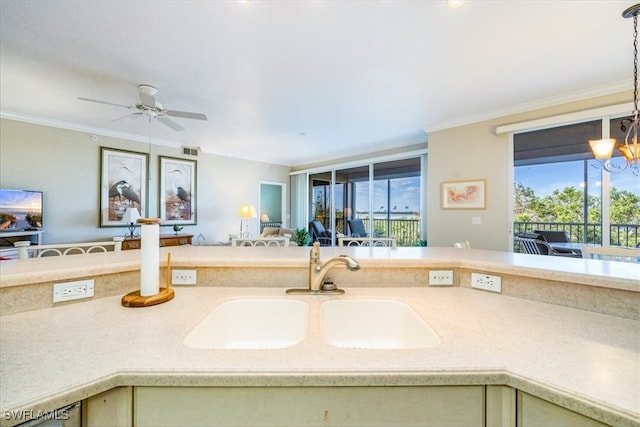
122,234,193,250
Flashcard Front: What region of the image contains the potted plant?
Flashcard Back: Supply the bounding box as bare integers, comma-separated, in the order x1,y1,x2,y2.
292,228,311,246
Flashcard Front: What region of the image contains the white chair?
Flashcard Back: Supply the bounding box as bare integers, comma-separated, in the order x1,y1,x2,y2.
338,237,397,247
14,237,123,259
453,240,470,249
581,245,640,263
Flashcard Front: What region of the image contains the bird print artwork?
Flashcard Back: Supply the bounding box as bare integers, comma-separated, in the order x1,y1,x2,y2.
103,149,146,223
162,159,195,222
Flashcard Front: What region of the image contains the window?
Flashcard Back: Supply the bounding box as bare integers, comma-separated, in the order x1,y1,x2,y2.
513,118,639,248
301,156,424,247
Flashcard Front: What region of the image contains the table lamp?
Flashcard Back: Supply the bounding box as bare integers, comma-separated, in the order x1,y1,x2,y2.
123,207,141,239
238,204,257,238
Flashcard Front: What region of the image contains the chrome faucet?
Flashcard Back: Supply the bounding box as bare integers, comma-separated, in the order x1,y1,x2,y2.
286,242,360,295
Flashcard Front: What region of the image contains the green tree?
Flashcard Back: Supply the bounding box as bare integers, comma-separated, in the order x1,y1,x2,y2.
514,183,538,222
610,188,640,224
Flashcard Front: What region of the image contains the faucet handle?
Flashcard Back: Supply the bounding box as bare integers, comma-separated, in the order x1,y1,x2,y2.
310,241,320,259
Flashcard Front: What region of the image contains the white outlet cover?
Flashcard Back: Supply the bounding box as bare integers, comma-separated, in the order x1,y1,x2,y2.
172,269,197,285
428,270,453,286
53,279,95,303
471,272,501,293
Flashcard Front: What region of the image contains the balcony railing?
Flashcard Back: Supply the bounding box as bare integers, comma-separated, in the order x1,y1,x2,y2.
313,217,639,248
315,217,423,247
514,221,639,248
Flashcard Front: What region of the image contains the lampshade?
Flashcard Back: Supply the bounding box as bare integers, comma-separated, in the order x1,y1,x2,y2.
588,139,616,160
260,213,270,222
122,207,141,224
238,204,257,219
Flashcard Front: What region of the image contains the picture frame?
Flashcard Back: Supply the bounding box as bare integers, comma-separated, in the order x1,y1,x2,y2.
441,179,486,209
159,156,197,225
100,147,148,227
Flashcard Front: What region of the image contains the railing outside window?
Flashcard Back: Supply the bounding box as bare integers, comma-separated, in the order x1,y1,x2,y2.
514,221,639,248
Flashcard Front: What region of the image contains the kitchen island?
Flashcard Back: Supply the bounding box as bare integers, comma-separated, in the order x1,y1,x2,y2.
0,246,638,426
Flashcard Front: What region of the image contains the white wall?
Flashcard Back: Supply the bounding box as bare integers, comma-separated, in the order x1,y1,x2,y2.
0,119,290,244
427,90,630,251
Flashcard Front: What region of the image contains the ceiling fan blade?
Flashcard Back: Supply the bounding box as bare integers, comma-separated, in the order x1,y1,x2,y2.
112,112,142,123
157,116,185,132
166,110,208,121
77,97,133,109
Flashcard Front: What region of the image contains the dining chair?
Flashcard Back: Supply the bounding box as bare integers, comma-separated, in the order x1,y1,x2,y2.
581,245,640,263
514,233,578,257
533,230,579,256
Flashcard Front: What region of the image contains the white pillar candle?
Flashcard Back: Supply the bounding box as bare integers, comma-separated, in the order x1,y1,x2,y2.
139,219,160,297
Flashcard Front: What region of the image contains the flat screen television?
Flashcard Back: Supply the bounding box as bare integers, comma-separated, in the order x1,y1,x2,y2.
0,189,43,231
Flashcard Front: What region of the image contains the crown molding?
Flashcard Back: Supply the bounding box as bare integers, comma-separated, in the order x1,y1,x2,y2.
0,110,181,148
423,80,630,134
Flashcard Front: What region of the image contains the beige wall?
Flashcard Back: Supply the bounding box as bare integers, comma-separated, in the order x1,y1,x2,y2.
0,119,290,244
1,89,630,249
427,90,631,251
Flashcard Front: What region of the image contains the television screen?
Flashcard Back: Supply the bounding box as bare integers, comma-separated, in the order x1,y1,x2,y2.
0,189,43,231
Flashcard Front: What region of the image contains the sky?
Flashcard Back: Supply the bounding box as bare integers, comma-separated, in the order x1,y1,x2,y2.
515,160,639,198
320,159,638,217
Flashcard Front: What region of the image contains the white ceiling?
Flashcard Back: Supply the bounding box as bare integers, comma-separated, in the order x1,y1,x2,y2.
0,0,632,166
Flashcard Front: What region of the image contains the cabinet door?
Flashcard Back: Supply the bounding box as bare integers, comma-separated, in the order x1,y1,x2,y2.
517,391,608,427
135,386,484,427
84,386,132,427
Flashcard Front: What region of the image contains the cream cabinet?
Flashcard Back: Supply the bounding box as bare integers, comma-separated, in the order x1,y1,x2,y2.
83,386,132,427
517,391,608,427
133,386,484,427
81,385,611,427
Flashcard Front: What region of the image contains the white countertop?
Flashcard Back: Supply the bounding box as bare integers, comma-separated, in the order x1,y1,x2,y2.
1,246,639,291
1,286,638,426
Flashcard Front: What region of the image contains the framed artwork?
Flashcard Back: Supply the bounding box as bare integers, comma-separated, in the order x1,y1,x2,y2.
441,179,486,209
100,147,148,227
159,156,197,225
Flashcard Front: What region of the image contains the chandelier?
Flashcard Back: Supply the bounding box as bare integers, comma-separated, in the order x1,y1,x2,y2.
589,4,640,175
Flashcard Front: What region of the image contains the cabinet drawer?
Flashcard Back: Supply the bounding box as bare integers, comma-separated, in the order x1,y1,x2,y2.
121,235,192,250
121,239,141,250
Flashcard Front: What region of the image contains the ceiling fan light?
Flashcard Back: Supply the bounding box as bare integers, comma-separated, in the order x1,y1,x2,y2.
589,138,616,160
447,0,465,8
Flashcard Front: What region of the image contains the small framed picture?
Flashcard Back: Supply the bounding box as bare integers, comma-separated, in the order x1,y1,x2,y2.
159,156,197,225
100,147,148,227
441,179,486,209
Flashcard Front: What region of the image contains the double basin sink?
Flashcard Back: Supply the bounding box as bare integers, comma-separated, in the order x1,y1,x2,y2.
184,298,440,350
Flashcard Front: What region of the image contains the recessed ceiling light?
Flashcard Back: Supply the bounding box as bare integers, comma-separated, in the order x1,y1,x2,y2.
447,0,465,8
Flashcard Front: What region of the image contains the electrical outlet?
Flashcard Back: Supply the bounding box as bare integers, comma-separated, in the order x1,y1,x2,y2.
429,270,453,285
53,279,95,302
172,269,197,285
471,273,501,293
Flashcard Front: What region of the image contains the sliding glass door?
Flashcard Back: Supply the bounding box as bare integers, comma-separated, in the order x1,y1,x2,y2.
305,157,423,247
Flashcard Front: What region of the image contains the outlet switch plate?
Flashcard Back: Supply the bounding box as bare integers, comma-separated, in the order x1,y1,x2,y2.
172,269,197,285
429,270,453,285
53,279,95,302
471,273,501,293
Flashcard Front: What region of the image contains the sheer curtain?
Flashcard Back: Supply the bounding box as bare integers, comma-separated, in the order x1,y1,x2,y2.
289,173,308,230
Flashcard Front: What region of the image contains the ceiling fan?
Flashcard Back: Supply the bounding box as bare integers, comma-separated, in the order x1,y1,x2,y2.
78,84,207,132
